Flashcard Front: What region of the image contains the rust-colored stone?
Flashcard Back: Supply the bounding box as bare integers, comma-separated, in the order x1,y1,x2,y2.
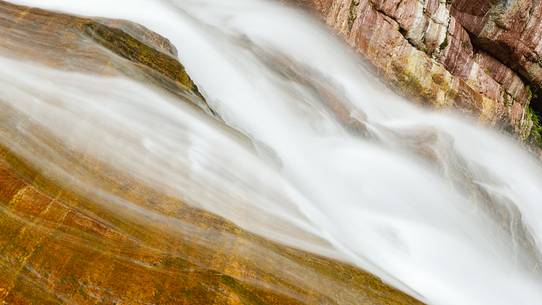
0,0,213,116
0,1,422,304
0,131,422,304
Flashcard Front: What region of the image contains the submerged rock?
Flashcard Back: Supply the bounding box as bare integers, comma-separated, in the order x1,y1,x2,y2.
0,143,422,305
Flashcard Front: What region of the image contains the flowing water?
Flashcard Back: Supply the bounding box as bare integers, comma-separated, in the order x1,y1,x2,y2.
2,0,542,304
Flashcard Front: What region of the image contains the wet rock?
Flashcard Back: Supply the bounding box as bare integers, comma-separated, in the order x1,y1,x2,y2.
0,0,213,116
0,1,421,304
285,0,538,141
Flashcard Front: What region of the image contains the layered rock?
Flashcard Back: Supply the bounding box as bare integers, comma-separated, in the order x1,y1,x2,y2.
451,0,542,87
286,0,539,143
0,1,213,116
0,1,422,304
451,0,542,146
0,137,421,305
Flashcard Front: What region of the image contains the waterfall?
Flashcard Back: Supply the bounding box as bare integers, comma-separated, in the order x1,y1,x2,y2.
2,0,542,304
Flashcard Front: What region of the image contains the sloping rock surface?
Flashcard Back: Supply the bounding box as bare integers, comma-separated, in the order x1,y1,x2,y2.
0,1,422,304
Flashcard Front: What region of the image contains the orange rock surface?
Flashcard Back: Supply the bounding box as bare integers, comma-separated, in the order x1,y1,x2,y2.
0,1,422,304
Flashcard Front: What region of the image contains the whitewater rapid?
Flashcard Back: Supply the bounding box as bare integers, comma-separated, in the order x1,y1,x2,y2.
2,0,542,304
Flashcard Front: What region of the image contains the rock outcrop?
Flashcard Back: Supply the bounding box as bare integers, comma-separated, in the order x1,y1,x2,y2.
0,1,213,116
451,0,542,87
286,0,542,146
0,1,421,304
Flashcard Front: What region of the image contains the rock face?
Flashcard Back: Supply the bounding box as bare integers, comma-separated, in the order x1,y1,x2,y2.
451,0,542,88
0,1,422,304
286,0,542,145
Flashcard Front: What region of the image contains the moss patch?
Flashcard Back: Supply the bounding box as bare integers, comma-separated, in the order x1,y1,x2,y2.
527,106,542,146
348,0,360,31
83,22,200,94
524,84,542,147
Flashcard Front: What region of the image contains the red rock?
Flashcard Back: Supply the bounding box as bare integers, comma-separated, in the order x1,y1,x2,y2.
284,0,539,140
452,0,542,85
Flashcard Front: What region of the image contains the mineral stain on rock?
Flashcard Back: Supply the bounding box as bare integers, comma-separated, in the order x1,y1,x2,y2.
0,1,422,304
0,0,214,116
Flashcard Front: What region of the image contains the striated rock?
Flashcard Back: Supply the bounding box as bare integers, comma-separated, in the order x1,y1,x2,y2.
451,0,542,87
450,0,542,146
285,0,538,141
0,1,213,116
0,1,422,304
0,140,420,305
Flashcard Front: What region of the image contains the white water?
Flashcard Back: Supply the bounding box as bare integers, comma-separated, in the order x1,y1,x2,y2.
2,0,542,304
